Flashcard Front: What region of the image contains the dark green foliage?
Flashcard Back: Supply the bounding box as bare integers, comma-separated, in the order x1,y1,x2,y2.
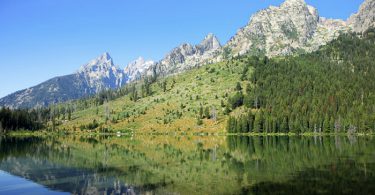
141,77,152,97
227,110,256,133
199,105,204,119
227,31,375,134
221,100,225,108
235,82,242,91
224,104,231,115
129,85,138,102
204,107,210,119
161,80,168,92
87,119,99,130
228,92,244,109
0,107,45,131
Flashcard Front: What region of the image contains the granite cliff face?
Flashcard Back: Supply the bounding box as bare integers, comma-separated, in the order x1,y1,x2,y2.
77,52,126,93
144,0,373,77
349,0,375,33
124,57,155,82
225,0,349,57
149,33,222,76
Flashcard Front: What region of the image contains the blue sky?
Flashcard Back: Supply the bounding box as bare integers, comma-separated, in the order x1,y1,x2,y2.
0,0,363,98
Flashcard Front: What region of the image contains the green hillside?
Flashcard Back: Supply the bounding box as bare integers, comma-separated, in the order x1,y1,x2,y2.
56,56,253,134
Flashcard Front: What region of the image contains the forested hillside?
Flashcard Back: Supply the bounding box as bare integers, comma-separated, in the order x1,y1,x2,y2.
227,30,375,134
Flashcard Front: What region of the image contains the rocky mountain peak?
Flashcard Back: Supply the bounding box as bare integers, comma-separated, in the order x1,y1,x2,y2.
198,33,222,53
79,52,114,73
77,53,126,93
281,0,306,7
225,0,343,57
100,52,111,61
147,34,222,76
124,57,155,82
127,57,146,68
280,0,318,20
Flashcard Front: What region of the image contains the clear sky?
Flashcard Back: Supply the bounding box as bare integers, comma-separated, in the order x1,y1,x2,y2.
0,0,364,98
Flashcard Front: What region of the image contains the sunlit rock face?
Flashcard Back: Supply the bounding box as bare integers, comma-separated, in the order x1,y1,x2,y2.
147,33,222,77
77,52,126,93
225,0,349,57
124,57,155,82
348,0,375,33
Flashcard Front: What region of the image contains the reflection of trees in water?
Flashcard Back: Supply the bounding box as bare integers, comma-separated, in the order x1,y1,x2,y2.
226,135,375,186
249,160,375,195
0,136,46,159
347,134,358,145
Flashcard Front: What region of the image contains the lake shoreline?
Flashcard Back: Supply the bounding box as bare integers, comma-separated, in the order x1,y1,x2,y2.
2,130,374,137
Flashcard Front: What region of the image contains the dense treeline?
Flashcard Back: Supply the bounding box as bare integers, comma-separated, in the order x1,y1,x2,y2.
0,102,76,132
227,30,375,134
0,107,46,132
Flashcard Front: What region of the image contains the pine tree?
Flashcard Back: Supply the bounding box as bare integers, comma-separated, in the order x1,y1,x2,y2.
323,114,331,133
280,117,289,133
240,115,249,133
199,105,204,119
68,107,72,121
224,104,231,115
236,82,242,91
253,112,262,133
162,80,167,92
204,107,210,119
227,117,234,133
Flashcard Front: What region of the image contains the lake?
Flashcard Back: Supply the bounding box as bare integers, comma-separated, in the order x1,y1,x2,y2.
0,135,374,195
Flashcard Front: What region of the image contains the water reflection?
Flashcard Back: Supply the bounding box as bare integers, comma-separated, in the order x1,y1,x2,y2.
0,135,374,194
250,161,375,195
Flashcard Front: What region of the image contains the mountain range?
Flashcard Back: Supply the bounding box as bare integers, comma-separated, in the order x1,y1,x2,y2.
1,0,374,108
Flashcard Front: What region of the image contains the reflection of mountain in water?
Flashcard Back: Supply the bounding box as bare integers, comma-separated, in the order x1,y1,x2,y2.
0,136,167,195
0,157,140,195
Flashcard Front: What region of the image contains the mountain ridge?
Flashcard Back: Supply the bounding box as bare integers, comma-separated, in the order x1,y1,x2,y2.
0,53,127,108
147,33,222,77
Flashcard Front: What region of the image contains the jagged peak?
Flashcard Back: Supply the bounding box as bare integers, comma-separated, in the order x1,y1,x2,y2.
124,56,155,81
198,33,222,51
90,52,113,65
281,0,307,7
100,52,112,61
203,33,216,40
126,56,155,70
202,33,220,44
78,52,115,73
130,56,145,64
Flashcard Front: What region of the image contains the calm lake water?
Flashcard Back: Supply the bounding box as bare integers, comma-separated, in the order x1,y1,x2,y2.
0,135,374,195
